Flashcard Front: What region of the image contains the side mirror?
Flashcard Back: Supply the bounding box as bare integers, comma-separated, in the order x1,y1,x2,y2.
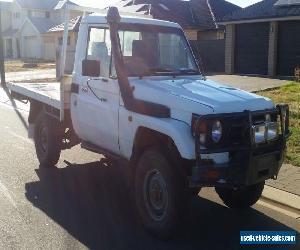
82,59,100,77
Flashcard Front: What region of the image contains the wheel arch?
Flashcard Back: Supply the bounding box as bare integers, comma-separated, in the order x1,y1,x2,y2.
28,101,60,124
130,123,195,166
28,101,43,124
131,127,175,164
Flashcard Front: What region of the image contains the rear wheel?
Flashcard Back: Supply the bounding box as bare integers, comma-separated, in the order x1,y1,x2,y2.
34,112,62,168
134,148,187,239
215,181,265,209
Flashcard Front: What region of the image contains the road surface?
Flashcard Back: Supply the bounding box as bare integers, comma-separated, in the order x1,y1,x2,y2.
0,93,299,250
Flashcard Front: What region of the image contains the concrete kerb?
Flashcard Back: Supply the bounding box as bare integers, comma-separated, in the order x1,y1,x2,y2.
261,185,300,216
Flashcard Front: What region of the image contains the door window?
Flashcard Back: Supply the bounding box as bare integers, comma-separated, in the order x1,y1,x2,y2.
87,28,112,78
119,31,141,56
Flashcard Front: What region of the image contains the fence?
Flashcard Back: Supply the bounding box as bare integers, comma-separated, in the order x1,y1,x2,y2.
189,39,225,74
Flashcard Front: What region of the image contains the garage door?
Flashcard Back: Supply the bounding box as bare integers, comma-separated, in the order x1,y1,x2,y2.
23,36,40,58
235,23,269,75
44,42,55,60
277,21,300,76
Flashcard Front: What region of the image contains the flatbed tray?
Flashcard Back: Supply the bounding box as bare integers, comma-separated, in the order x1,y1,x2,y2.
7,82,61,110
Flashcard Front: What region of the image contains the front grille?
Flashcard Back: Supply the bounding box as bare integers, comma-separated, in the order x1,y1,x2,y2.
197,114,251,149
224,110,279,148
194,108,282,151
227,117,249,146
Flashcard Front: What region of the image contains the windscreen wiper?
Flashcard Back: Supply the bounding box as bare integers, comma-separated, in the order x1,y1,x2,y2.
149,67,176,74
150,68,200,75
179,68,200,74
138,67,178,78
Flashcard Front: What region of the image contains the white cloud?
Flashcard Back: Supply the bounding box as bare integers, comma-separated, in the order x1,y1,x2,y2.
226,0,261,8
72,0,119,8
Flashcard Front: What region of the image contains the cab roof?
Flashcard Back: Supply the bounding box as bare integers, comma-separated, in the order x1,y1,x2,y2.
82,13,181,29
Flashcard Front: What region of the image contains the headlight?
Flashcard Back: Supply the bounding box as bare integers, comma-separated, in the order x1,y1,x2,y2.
212,120,222,143
253,125,266,144
253,114,278,144
267,122,278,141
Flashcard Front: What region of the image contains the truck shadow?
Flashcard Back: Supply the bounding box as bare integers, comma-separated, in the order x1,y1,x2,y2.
25,159,298,250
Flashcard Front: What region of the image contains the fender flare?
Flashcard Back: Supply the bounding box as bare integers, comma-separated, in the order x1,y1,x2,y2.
119,111,195,160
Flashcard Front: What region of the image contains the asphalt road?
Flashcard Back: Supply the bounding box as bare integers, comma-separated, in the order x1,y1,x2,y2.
0,98,299,250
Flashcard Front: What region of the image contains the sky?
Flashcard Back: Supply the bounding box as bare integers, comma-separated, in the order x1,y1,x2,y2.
73,0,261,9
0,0,262,9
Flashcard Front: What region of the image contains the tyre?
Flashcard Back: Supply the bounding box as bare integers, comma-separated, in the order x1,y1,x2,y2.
134,148,187,239
215,181,265,209
34,112,62,168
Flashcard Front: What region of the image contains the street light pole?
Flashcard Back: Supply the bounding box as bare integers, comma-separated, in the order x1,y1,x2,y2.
0,3,6,87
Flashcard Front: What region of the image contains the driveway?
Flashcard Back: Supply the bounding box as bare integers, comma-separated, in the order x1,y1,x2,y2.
207,74,290,92
5,69,56,82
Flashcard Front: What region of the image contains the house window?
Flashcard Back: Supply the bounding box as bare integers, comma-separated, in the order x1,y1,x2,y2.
58,36,71,46
14,12,20,19
46,11,50,18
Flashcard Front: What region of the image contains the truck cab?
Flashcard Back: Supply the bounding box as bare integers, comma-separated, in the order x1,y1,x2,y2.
8,7,290,239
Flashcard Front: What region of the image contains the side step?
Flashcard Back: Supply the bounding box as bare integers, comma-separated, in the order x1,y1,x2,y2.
81,141,127,163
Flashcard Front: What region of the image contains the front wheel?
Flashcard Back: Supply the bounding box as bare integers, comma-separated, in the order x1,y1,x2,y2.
34,112,62,168
215,181,265,209
134,148,187,239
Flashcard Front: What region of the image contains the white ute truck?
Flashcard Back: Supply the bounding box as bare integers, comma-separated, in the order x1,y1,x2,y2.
8,7,290,238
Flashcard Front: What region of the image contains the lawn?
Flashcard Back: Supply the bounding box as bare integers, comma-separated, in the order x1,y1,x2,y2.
11,78,57,83
257,82,300,167
4,60,56,73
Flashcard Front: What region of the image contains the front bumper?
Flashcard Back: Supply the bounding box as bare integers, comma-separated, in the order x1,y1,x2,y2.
191,104,290,188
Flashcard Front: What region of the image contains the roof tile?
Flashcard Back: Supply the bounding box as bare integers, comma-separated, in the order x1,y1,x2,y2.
28,17,58,33
116,0,240,30
47,16,82,32
222,0,300,22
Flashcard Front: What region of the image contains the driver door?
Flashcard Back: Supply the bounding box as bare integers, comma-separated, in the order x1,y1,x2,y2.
76,27,120,154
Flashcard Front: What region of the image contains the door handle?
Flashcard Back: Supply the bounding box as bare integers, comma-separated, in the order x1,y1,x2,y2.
99,97,107,102
87,78,109,83
86,78,108,103
81,86,89,93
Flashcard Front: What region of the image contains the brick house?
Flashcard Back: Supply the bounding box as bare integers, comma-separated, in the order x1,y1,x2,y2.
220,0,300,77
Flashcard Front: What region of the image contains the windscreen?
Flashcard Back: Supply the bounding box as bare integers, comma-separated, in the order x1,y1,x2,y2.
116,24,200,77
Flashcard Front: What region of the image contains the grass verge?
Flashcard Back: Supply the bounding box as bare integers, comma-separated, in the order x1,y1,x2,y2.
258,82,300,167
5,60,55,73
11,78,57,83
